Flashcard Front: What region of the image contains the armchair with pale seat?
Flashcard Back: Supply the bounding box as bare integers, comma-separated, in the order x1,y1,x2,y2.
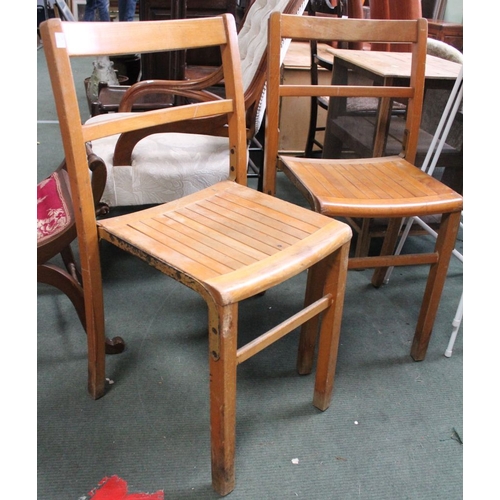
40,13,352,496
86,0,308,207
264,13,463,362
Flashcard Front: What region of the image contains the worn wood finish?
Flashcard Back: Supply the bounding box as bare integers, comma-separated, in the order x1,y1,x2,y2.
323,48,461,80
40,15,352,496
264,14,463,361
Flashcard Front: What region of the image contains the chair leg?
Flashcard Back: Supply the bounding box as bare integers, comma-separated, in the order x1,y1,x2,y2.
208,301,238,496
305,96,321,157
312,243,350,411
444,292,463,358
79,263,108,400
355,218,373,258
371,218,403,287
411,210,462,361
296,260,325,375
38,263,87,326
296,241,348,377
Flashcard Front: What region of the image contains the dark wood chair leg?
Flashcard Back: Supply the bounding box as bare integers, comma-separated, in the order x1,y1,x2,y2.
38,257,125,356
297,256,328,375
371,218,403,287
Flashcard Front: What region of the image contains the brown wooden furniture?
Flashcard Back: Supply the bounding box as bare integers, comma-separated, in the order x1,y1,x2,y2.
264,14,463,361
37,149,125,356
139,0,241,80
321,48,462,159
88,0,309,205
40,15,352,495
306,43,463,256
427,20,463,52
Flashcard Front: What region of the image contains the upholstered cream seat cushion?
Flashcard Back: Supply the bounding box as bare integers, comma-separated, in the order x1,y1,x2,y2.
87,113,233,207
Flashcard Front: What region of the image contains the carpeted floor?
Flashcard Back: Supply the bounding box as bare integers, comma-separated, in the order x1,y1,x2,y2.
37,43,464,499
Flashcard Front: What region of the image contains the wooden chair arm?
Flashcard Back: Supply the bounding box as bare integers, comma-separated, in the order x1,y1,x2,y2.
118,69,225,112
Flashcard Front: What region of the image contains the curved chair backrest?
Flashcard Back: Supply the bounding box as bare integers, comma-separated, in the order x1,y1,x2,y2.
426,37,463,64
238,0,309,137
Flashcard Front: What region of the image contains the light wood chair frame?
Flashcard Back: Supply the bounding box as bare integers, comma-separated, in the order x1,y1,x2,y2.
264,13,463,362
40,15,352,496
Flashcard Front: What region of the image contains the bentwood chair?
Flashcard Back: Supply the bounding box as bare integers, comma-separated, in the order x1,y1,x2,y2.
264,13,463,361
86,0,308,207
40,15,352,495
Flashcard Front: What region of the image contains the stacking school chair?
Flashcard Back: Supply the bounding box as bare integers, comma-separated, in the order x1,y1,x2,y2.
40,15,352,495
264,13,463,361
87,0,308,207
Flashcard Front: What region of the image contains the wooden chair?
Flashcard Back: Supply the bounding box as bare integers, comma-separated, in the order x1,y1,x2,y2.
40,15,352,495
264,13,463,361
37,148,125,356
88,0,308,204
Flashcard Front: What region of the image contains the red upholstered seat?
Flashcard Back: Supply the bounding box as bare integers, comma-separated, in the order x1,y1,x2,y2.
37,168,74,246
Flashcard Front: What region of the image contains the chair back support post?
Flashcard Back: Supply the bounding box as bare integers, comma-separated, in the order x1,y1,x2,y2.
41,22,107,399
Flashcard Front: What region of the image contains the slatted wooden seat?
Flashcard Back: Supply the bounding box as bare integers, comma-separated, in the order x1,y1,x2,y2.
264,14,463,361
40,14,352,495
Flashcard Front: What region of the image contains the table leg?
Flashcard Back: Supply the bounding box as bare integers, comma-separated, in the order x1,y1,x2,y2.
372,77,393,157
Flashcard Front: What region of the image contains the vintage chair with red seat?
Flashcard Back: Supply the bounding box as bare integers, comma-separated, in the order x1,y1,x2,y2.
264,13,463,362
40,14,352,495
37,147,125,357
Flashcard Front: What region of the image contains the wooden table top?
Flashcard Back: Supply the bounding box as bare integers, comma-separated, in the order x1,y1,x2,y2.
283,41,333,69
323,48,462,80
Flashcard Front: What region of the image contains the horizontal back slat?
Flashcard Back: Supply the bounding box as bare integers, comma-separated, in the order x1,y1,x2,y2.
58,18,228,57
279,16,422,44
279,85,414,99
